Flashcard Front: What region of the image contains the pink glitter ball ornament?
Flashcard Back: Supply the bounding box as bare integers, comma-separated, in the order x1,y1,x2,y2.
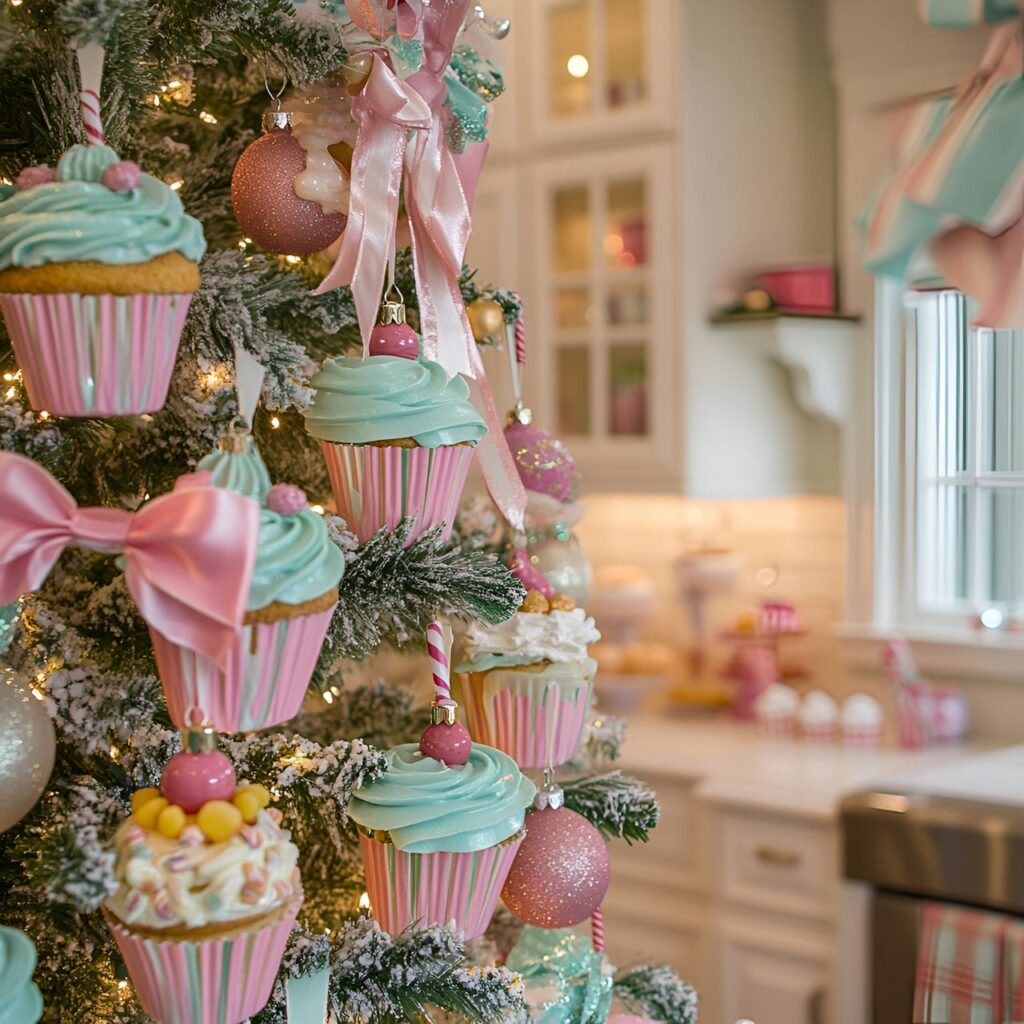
231,125,346,256
267,483,308,515
17,165,57,190
102,160,142,192
501,805,610,928
160,747,237,814
503,420,578,503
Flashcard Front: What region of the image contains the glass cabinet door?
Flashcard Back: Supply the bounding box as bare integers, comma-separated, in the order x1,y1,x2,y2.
530,0,675,145
533,143,677,489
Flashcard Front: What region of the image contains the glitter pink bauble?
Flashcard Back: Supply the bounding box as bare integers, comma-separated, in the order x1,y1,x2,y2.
231,127,346,256
17,165,57,190
160,750,237,814
369,322,420,360
503,421,578,503
267,482,308,515
419,720,472,765
501,805,610,928
102,160,142,192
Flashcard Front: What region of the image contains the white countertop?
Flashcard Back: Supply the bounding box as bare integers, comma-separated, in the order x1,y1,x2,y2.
618,714,1000,820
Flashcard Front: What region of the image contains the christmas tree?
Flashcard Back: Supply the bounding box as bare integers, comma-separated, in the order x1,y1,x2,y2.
0,3,697,1022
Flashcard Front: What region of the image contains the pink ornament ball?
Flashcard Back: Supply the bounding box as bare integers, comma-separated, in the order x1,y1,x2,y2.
504,421,578,503
17,165,57,190
267,482,308,515
509,547,553,599
231,127,347,256
369,322,420,360
419,720,473,765
502,805,610,928
102,160,142,192
160,750,237,814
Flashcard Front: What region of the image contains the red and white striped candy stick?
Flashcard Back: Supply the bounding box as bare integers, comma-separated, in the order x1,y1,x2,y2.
77,43,106,146
426,619,452,705
513,294,526,367
591,905,605,952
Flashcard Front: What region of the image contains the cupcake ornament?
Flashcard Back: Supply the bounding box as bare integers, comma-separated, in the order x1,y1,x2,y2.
152,426,345,733
349,625,535,938
0,45,206,417
104,727,301,1024
303,292,487,545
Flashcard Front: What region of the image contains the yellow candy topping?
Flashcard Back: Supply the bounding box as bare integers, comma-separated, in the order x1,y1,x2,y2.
130,787,161,814
134,796,169,830
197,800,243,842
240,783,272,809
233,790,263,824
157,804,187,839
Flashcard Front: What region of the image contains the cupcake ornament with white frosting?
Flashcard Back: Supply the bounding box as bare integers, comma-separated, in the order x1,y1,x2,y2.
755,683,800,737
799,689,838,743
841,693,884,747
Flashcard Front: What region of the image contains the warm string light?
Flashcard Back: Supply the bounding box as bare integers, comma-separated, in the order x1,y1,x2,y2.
358,891,371,911
270,416,281,429
311,503,325,515
285,255,302,265
168,179,185,192
198,110,218,124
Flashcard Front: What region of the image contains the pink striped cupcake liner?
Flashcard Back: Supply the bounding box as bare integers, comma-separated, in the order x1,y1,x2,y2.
358,830,524,939
802,723,836,743
842,726,882,748
105,898,299,1024
0,292,192,417
319,441,474,545
150,603,335,733
758,715,797,738
459,666,595,770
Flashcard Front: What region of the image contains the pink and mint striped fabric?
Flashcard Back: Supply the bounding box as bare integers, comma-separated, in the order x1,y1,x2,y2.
359,831,523,939
320,441,474,545
0,292,190,417
150,603,335,733
108,901,298,1024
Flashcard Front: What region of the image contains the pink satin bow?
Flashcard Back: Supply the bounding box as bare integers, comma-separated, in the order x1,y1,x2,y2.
315,52,431,339
0,453,259,666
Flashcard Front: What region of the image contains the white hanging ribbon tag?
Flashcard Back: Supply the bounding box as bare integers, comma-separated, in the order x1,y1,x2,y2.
233,344,266,428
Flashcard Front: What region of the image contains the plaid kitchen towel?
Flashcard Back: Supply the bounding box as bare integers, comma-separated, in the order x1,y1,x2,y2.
1003,919,1024,1022
914,902,1006,1022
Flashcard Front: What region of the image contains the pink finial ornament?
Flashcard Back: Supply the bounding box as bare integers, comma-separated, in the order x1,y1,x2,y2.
17,166,57,190
102,160,141,192
419,715,473,766
160,727,237,813
267,483,307,515
509,547,553,599
369,322,420,360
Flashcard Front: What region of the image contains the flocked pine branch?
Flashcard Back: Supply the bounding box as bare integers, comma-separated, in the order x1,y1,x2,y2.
615,964,699,1024
291,680,420,751
321,521,526,664
562,771,661,844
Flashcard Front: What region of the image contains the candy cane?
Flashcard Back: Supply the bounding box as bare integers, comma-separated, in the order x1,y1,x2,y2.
77,44,106,146
426,619,451,704
591,906,605,953
513,293,526,366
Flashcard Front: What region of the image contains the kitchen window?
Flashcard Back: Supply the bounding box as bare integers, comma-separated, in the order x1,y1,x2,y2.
900,289,1024,629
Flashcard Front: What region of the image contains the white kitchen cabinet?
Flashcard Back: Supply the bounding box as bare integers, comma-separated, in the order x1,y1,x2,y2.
473,0,842,496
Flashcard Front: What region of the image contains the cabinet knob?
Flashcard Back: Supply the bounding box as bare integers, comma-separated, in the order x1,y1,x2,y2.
753,845,801,868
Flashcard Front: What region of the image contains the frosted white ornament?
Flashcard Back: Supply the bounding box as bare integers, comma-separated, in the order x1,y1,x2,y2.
289,83,356,217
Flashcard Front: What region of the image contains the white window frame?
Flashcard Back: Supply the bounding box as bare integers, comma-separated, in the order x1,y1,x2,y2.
874,280,1024,644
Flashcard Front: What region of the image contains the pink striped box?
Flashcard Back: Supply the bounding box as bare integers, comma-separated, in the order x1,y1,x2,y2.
458,663,595,771
0,292,192,417
104,895,299,1024
358,830,523,939
319,442,474,545
150,601,335,733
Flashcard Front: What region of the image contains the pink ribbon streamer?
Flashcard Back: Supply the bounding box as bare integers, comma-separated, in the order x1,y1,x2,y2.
314,54,431,340
0,453,258,666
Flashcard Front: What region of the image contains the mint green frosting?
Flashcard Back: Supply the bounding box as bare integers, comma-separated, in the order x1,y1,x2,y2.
197,440,344,610
0,927,43,1024
348,742,535,853
0,144,206,270
303,355,487,447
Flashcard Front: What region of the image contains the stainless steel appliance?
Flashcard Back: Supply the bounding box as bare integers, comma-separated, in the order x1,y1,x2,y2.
842,789,1024,1023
